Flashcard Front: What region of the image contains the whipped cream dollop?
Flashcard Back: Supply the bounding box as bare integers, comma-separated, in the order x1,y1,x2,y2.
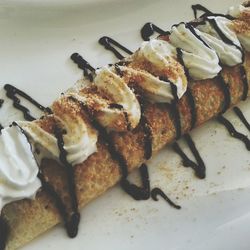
19,111,97,166
118,65,182,103
93,66,141,130
0,125,41,212
196,16,244,66
139,39,177,71
169,23,221,80
18,120,61,162
136,39,187,99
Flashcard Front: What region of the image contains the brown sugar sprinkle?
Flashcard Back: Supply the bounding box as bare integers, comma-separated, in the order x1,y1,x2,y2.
79,91,109,111
80,85,116,105
53,97,96,127
231,19,250,34
35,96,96,135
129,56,156,75
230,5,250,34
79,87,130,131
52,97,83,119
241,10,250,19
35,115,58,134
122,69,143,83
122,69,162,94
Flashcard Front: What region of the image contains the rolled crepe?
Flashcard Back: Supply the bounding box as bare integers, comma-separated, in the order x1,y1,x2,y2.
2,49,249,250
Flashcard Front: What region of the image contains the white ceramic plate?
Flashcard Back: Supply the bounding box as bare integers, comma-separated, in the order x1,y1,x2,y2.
0,0,250,249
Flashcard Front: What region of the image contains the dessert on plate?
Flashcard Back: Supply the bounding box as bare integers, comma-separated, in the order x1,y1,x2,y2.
0,1,249,249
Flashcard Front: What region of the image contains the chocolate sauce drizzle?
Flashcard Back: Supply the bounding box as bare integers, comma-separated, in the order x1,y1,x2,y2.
217,115,250,150
191,4,234,20
0,99,4,108
172,134,206,179
169,82,182,140
98,36,133,60
217,73,231,114
140,112,153,160
4,84,51,121
159,77,182,140
186,88,197,129
53,125,80,238
114,63,124,77
176,47,190,80
233,106,250,132
151,188,181,209
108,103,123,110
136,94,153,160
37,172,74,236
191,4,213,19
71,53,95,81
185,23,210,48
141,22,169,41
0,216,9,250
206,18,244,63
170,106,181,139
109,102,131,131
120,163,150,200
239,65,249,101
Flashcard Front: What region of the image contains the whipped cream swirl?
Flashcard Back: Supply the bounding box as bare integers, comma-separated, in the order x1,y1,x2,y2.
139,39,177,71
169,23,221,80
19,102,98,166
93,66,141,130
196,16,244,66
0,125,41,212
135,39,187,100
118,65,183,103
